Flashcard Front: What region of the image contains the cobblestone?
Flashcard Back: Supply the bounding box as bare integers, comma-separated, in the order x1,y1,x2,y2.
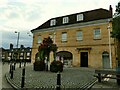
6,65,96,89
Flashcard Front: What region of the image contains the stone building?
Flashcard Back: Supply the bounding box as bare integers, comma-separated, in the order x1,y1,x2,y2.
31,6,116,69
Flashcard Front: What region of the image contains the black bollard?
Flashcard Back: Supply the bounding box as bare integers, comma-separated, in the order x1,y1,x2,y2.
56,72,61,90
13,62,16,70
21,68,25,88
19,61,21,68
9,64,12,74
10,65,14,79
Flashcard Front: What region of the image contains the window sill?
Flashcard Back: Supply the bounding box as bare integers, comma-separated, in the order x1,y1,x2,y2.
93,38,101,40
61,41,67,43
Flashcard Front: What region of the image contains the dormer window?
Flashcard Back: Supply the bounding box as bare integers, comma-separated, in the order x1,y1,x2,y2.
77,14,84,21
63,17,69,24
50,19,56,26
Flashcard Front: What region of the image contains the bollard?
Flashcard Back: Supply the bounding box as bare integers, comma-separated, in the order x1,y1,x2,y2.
10,65,14,79
56,72,61,90
9,64,12,74
98,73,101,82
13,62,16,70
19,61,21,68
21,68,25,88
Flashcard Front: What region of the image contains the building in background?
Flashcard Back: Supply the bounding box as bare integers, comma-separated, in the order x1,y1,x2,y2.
1,44,32,62
31,6,116,69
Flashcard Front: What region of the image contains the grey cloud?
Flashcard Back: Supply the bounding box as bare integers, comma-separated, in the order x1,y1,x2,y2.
2,30,33,49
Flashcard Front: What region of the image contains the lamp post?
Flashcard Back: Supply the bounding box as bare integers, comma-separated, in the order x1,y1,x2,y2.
15,31,21,68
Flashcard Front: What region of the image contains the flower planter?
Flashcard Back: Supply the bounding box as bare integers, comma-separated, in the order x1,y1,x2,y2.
33,61,45,71
50,60,63,73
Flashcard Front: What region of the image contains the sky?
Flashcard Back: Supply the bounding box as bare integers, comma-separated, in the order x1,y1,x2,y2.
0,0,119,49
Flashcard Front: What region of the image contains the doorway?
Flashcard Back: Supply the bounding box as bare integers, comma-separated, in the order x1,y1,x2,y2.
80,52,88,67
102,51,110,69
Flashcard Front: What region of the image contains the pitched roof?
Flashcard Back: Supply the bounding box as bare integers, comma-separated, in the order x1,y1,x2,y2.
31,8,112,32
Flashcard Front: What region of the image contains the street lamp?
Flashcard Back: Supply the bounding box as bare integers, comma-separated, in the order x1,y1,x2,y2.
15,31,20,48
15,31,21,68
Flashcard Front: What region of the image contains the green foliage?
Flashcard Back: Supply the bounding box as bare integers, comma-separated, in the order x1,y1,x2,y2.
116,2,120,14
37,37,58,61
112,16,120,40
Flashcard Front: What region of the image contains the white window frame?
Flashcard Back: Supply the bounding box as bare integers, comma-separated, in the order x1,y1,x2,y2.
50,19,56,26
94,28,101,39
62,32,67,42
76,31,83,41
63,17,69,24
77,14,84,21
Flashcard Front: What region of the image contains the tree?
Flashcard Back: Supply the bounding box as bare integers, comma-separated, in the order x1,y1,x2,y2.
116,2,120,15
112,1,120,61
112,1,120,85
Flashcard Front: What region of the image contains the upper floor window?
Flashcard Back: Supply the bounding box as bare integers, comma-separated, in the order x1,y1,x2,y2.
38,35,42,44
20,53,23,56
76,31,83,41
77,14,84,21
94,28,101,39
62,32,67,42
27,52,30,56
63,17,69,24
50,19,56,26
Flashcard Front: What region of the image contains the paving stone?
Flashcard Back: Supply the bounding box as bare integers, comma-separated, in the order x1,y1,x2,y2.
6,65,96,89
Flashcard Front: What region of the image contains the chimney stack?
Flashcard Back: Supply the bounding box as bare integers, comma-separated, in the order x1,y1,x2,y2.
109,5,113,17
10,43,13,50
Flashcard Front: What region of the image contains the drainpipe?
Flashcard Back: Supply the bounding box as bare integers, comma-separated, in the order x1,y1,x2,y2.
108,19,112,68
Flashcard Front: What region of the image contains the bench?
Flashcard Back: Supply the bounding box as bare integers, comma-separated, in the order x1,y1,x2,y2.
94,69,120,82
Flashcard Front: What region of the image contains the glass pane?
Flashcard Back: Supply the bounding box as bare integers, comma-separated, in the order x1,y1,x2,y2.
77,14,83,21
62,32,67,41
63,17,69,24
76,31,82,40
94,29,101,39
50,19,56,26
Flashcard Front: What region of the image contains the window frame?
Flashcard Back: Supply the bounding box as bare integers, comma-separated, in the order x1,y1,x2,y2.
61,32,67,42
63,17,69,24
77,14,84,21
50,19,56,26
94,28,101,40
76,30,83,41
37,35,42,44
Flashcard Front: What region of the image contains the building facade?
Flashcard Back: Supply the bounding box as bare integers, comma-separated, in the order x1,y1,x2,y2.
31,6,116,69
1,44,32,62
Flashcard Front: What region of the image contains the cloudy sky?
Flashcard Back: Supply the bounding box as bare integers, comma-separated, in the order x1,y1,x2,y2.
0,0,119,49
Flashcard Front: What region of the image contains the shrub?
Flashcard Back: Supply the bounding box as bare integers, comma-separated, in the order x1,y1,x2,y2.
50,60,63,73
